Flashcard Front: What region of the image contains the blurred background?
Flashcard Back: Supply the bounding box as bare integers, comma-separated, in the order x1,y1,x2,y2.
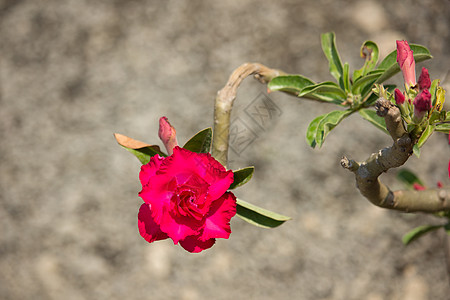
1,0,450,299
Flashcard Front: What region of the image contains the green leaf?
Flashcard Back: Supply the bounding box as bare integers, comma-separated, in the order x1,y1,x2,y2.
268,75,315,95
430,79,440,107
417,124,435,149
435,123,450,132
306,110,352,148
298,81,346,104
183,128,212,153
114,133,167,165
402,224,443,245
305,115,323,148
358,109,388,134
397,169,425,188
236,199,290,228
321,32,344,85
413,144,421,157
342,63,351,92
376,44,432,84
229,167,254,189
353,41,379,81
352,69,384,96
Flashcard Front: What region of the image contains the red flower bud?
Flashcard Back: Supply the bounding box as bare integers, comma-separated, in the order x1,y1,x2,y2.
396,40,416,88
413,183,426,191
394,88,405,105
158,116,178,155
417,67,431,90
413,89,431,120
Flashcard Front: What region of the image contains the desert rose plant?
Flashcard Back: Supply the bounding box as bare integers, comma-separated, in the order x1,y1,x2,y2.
116,33,449,255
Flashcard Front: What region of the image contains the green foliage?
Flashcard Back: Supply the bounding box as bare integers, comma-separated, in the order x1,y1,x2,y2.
402,224,445,245
306,110,352,148
267,75,315,95
358,109,388,134
413,124,435,157
268,33,434,148
321,32,344,85
353,41,379,80
229,167,254,189
236,199,291,228
397,169,425,188
183,128,212,153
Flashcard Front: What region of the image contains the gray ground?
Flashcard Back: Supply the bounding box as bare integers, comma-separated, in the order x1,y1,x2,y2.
1,0,450,299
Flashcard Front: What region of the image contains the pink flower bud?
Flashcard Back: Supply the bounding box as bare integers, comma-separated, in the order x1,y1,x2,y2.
394,88,405,105
396,40,416,88
158,116,178,155
413,89,431,119
413,183,426,191
417,67,431,90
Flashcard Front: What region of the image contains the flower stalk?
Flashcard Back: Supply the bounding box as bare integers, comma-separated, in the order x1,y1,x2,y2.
212,63,286,167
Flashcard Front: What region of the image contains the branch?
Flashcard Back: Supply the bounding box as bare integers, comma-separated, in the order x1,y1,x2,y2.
211,63,286,167
341,98,450,213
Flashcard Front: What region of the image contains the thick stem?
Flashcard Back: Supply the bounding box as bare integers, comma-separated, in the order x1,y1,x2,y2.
212,63,285,167
342,98,450,213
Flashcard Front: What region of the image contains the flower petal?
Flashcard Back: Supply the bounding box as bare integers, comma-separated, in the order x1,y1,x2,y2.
179,235,215,253
138,203,168,243
161,147,234,200
159,209,199,244
200,192,236,241
139,155,164,186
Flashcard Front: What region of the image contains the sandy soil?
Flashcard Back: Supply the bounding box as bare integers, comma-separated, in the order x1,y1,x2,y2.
1,0,450,299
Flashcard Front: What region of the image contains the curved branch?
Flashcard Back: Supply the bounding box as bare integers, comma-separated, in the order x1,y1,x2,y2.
211,63,286,167
341,98,450,213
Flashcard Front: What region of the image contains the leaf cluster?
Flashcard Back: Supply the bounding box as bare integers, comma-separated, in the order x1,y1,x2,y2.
268,32,433,148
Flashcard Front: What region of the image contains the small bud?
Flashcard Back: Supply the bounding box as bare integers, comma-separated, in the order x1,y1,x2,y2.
158,116,178,155
417,67,431,90
413,89,431,120
396,40,416,88
394,88,405,105
413,183,426,191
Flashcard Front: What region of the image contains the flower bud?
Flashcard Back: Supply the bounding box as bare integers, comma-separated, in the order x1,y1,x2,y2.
158,116,178,155
394,88,405,105
396,40,416,88
413,183,426,191
417,67,431,90
413,89,431,120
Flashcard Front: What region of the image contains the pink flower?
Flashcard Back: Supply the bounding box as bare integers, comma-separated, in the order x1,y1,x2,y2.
394,88,405,105
413,89,431,119
417,67,431,90
396,40,416,88
138,146,236,253
158,117,178,155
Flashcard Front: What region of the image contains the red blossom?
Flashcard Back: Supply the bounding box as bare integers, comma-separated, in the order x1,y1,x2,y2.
396,40,416,88
394,88,405,105
417,67,431,90
138,146,236,253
